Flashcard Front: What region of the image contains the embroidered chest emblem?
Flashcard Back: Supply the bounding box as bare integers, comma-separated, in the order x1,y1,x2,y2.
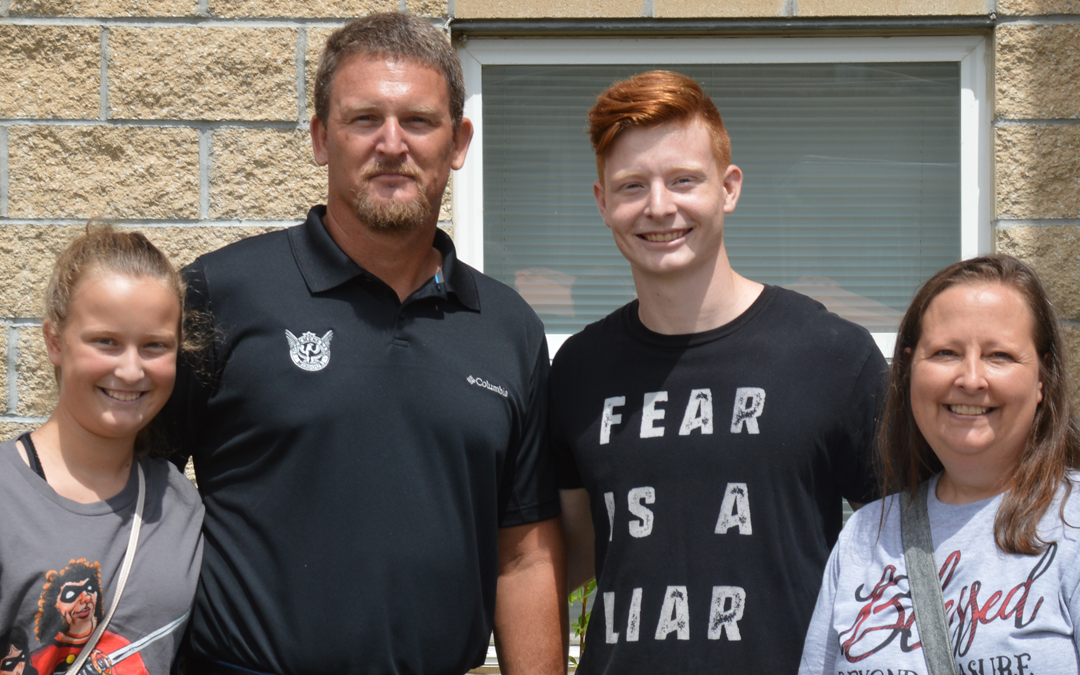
286,329,334,371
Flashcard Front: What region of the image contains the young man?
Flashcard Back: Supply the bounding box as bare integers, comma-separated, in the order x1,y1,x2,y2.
554,70,887,673
163,13,565,675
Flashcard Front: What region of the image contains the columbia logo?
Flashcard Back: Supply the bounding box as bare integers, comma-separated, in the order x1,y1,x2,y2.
466,375,509,398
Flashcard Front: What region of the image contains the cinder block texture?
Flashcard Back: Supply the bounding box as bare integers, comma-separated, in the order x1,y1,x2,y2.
7,126,199,219
0,27,99,119
997,25,1080,120
797,0,986,15
0,329,6,415
209,0,395,18
996,125,1080,220
18,328,57,418
407,0,449,15
454,0,644,19
0,422,37,442
305,28,334,120
996,225,1080,318
653,0,785,17
0,224,279,319
439,179,451,223
109,28,297,121
1064,325,1080,413
10,0,199,16
999,0,1080,14
211,129,325,219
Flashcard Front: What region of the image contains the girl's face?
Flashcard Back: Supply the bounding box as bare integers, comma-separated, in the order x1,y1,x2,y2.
909,282,1043,492
45,271,181,445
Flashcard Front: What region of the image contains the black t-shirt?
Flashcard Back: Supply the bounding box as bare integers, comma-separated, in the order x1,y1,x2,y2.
551,286,887,674
161,207,559,675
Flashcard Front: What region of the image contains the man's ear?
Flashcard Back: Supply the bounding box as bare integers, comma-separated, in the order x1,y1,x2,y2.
450,118,474,171
722,164,743,214
43,320,63,367
593,180,608,225
310,117,329,167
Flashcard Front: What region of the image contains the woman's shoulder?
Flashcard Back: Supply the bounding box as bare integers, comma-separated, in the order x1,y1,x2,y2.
139,455,203,513
834,493,905,558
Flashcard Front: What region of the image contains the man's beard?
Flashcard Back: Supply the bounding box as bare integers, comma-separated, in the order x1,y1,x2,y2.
353,162,434,234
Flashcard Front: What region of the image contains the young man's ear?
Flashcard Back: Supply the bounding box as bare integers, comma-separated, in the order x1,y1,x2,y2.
594,180,608,223
721,164,744,214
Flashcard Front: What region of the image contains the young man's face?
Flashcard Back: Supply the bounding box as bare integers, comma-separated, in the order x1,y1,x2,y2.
594,117,741,281
311,54,473,235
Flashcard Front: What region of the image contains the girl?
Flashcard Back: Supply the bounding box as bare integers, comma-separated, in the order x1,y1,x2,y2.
0,227,203,675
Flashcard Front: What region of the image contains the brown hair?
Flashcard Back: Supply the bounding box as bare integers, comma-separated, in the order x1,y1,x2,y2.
587,70,731,182
878,254,1080,554
313,12,464,129
35,559,104,644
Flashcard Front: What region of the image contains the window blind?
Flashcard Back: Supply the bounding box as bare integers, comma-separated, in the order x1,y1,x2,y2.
482,63,961,334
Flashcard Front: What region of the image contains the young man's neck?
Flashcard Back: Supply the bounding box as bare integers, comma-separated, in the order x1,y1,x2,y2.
633,253,763,336
323,203,444,303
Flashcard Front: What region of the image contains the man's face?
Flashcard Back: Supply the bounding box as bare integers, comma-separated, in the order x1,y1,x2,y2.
311,54,472,234
594,118,741,280
2,644,26,675
56,577,98,633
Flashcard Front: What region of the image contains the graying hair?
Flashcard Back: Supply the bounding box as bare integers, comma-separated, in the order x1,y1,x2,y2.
314,13,464,128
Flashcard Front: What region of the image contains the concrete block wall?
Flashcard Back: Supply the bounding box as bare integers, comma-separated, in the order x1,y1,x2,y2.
2,0,1079,433
0,0,451,435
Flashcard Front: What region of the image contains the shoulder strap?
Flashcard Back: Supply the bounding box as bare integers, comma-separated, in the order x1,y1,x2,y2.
68,462,146,674
18,432,46,480
900,481,956,675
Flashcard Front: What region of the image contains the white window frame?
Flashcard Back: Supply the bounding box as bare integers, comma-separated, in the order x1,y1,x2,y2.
453,36,991,357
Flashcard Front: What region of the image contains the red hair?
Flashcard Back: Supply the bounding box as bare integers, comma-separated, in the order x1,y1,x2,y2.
587,70,731,181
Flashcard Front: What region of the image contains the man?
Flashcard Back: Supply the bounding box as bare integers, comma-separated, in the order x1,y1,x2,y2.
554,70,887,673
163,13,564,675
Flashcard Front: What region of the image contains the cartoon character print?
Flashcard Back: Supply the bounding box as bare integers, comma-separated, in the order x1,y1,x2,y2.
2,628,41,675
29,559,148,675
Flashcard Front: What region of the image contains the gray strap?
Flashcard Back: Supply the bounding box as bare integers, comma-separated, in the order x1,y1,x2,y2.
70,462,146,675
901,481,955,675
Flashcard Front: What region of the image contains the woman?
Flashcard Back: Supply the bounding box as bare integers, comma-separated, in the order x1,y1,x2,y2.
0,227,203,675
800,255,1080,675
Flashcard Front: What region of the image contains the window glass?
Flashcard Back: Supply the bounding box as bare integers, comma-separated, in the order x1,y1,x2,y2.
482,63,961,334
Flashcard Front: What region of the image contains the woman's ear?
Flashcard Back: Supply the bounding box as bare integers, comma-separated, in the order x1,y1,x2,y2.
43,320,63,367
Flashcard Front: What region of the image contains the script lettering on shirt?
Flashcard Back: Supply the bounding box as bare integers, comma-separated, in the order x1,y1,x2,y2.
601,585,747,643
598,387,765,445
838,547,1052,662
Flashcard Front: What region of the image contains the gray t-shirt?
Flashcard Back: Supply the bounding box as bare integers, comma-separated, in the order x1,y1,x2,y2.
0,437,203,675
799,473,1080,675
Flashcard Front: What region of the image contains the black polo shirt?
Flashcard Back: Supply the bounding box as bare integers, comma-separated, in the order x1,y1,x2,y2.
162,206,559,675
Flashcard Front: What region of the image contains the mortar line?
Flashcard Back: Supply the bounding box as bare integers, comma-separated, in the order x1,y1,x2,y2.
995,118,1080,126
1062,318,1080,327
0,415,49,424
0,217,303,227
0,119,307,130
5,319,42,326
0,127,8,218
641,0,653,19
7,326,18,416
297,27,308,122
996,218,1080,229
100,27,110,121
996,14,1080,24
199,129,211,219
0,0,9,16
399,0,407,11
199,0,209,16
0,16,358,27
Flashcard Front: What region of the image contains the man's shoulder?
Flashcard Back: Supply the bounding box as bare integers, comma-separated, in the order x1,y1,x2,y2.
190,226,292,274
550,303,630,368
761,286,878,351
457,260,546,336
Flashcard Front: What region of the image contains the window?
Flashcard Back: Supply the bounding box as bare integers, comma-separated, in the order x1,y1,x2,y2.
454,36,990,356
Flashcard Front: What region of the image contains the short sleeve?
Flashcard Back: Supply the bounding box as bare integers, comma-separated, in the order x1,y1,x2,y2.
798,538,843,675
548,346,584,490
158,259,217,471
833,342,888,504
497,335,560,528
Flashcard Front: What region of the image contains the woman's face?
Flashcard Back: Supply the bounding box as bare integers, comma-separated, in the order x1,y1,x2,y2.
909,282,1043,496
45,271,181,445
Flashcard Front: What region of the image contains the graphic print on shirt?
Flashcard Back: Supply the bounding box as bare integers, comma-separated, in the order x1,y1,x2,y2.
12,558,185,675
593,387,762,645
838,544,1054,663
285,329,333,372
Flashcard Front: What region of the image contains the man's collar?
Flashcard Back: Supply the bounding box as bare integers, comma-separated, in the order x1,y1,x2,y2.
289,206,479,311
